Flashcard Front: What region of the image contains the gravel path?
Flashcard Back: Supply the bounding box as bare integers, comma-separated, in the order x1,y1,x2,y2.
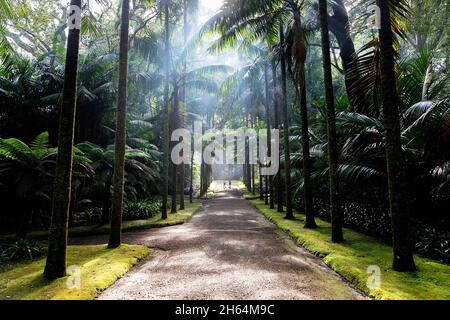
73,183,366,300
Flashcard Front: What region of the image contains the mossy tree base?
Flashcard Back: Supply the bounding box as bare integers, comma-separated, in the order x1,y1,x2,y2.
0,245,149,300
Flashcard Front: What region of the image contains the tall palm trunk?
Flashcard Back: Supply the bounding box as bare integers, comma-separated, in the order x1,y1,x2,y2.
108,0,130,249
279,25,293,219
271,61,283,213
245,115,251,191
377,0,416,272
44,0,82,279
257,126,263,200
264,64,274,208
288,3,316,228
199,122,205,197
319,0,343,242
179,165,185,209
251,117,256,195
171,81,179,213
199,162,203,196
178,0,189,211
161,0,170,219
189,132,194,203
299,72,316,228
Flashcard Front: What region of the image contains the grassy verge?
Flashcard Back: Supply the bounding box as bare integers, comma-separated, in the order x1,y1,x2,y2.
249,198,450,300
0,244,149,300
235,181,259,200
2,199,202,240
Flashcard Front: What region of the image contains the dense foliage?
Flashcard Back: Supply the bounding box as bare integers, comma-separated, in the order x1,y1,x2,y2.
0,0,448,270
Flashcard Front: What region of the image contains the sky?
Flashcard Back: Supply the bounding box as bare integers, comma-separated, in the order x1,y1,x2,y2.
200,0,224,11
198,0,224,23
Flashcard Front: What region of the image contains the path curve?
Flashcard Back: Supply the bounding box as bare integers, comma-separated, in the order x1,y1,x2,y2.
73,183,366,300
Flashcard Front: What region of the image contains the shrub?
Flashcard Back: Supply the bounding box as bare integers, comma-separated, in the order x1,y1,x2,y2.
415,228,450,263
0,238,46,261
315,198,392,240
123,199,162,221
73,207,104,226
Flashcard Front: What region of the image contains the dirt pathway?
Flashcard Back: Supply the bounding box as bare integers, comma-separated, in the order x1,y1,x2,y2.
74,183,366,300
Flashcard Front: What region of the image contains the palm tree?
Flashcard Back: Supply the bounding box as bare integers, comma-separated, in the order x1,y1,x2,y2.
326,0,361,112
377,0,416,271
279,24,293,219
44,0,82,279
263,64,274,208
170,80,179,214
284,0,317,228
108,0,130,249
271,61,284,213
319,0,343,242
161,0,170,219
196,0,317,216
179,0,199,210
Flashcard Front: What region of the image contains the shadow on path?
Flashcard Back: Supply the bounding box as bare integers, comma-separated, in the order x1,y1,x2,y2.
73,182,366,300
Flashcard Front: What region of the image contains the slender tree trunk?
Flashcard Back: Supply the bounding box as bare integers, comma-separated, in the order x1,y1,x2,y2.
242,163,246,189
161,0,170,219
319,0,343,242
271,61,283,213
377,0,416,272
199,162,203,196
279,25,293,219
251,118,256,195
179,164,185,209
199,122,205,197
44,0,82,279
108,0,130,249
245,115,251,191
265,65,274,209
171,160,177,212
179,0,189,211
171,81,179,213
258,129,263,200
299,74,316,228
189,133,194,203
252,165,255,194
288,1,317,228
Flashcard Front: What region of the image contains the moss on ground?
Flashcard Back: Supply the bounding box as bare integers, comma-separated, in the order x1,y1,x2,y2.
235,181,259,200
249,198,450,300
1,199,202,240
0,244,149,300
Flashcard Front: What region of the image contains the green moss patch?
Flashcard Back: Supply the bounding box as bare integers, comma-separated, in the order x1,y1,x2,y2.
249,199,450,300
235,181,259,199
0,244,150,300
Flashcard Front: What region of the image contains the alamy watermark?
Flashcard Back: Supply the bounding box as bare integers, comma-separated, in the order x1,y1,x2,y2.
68,5,82,30
367,265,381,290
171,121,280,176
367,5,381,30
66,265,81,290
